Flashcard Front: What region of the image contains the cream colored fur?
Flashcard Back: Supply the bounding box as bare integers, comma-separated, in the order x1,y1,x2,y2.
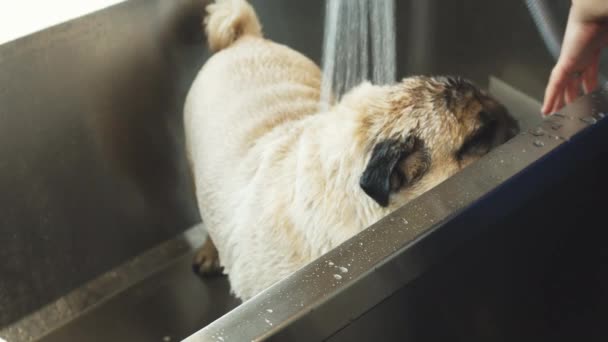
185,0,513,300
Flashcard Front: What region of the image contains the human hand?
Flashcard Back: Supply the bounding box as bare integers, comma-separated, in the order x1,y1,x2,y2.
542,4,608,116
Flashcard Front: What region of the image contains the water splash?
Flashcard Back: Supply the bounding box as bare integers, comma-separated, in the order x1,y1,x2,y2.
529,127,546,137
320,0,396,110
533,140,545,148
580,117,598,125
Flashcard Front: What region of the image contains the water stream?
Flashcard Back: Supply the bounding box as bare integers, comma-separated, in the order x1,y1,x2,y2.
320,0,396,110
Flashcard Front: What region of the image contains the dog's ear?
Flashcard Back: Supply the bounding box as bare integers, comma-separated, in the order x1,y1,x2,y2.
360,137,429,207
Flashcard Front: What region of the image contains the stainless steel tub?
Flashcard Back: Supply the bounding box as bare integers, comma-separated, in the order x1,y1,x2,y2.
1,1,607,341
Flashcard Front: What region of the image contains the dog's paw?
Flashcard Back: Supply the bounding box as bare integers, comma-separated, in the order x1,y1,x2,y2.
192,237,223,277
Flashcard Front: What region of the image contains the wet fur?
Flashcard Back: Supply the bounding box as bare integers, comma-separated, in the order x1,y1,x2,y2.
185,0,518,300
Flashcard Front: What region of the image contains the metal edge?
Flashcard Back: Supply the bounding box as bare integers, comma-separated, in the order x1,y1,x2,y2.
0,225,206,342
183,86,608,342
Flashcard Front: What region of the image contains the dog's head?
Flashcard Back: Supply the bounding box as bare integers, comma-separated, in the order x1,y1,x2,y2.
350,76,519,208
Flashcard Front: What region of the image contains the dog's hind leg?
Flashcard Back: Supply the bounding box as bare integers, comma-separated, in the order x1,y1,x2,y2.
192,236,223,276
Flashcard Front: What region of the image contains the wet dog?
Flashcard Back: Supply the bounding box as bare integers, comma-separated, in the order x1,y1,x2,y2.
184,0,518,300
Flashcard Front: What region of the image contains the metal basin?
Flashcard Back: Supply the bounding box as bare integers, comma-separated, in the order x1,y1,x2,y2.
1,1,607,341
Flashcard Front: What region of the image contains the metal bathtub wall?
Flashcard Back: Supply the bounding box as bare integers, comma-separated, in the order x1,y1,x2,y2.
0,0,325,334
2,0,605,341
0,0,320,329
0,0,203,327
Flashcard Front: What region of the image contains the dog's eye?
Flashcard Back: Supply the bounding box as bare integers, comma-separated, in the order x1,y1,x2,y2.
457,114,497,159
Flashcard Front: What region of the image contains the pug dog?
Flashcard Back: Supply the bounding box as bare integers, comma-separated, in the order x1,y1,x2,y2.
184,0,519,300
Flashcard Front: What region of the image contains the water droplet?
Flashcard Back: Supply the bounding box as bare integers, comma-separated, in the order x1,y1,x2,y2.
218,337,224,342
265,318,273,326
550,122,563,130
580,117,597,125
266,309,273,313
598,112,606,119
402,218,409,225
359,242,363,246
547,134,561,140
163,337,171,342
328,261,334,266
339,266,348,273
533,140,545,148
333,274,343,280
530,127,545,137
522,149,527,153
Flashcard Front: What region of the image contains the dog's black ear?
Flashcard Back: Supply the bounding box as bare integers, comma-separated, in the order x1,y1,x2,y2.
360,137,429,207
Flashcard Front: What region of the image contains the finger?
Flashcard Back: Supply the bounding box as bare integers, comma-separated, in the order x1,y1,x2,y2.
544,79,567,115
545,86,565,115
565,79,580,104
543,82,562,115
582,53,600,93
542,81,564,115
582,69,597,94
553,91,565,113
543,65,569,115
546,88,565,116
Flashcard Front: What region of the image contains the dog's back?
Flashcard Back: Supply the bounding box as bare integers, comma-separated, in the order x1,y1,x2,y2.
184,0,324,296
185,1,321,194
185,0,321,183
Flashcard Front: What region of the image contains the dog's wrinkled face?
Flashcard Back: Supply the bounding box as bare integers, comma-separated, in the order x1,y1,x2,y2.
358,76,519,207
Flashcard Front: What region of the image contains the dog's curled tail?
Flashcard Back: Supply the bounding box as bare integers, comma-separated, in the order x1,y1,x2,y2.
205,0,262,52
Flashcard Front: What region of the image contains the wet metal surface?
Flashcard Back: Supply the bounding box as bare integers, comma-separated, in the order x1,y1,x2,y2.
0,0,206,327
328,151,608,342
0,226,207,342
38,249,239,342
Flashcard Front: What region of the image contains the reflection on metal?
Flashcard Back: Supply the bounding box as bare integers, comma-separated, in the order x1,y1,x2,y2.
0,0,207,328
525,0,563,60
406,0,435,74
0,225,207,342
489,76,543,130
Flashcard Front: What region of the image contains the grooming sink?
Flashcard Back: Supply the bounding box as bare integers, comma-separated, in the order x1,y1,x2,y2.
1,1,607,341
